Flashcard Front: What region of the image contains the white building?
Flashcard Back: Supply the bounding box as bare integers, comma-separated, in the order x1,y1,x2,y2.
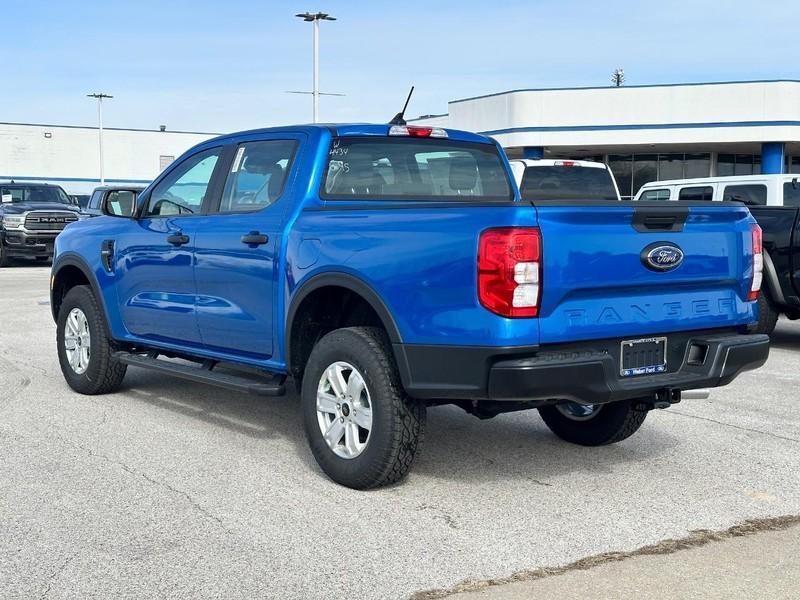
412,80,800,198
0,122,219,194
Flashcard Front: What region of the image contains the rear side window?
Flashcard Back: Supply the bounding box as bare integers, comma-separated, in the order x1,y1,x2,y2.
219,140,298,213
640,189,671,201
678,186,714,201
783,182,800,207
520,166,618,201
722,184,767,206
321,138,512,201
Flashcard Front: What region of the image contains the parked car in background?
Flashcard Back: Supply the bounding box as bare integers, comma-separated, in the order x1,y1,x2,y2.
84,186,145,217
635,174,800,334
70,194,91,209
509,158,621,201
51,124,767,489
0,181,82,266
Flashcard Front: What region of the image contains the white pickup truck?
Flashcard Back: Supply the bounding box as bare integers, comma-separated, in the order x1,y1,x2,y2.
509,159,621,201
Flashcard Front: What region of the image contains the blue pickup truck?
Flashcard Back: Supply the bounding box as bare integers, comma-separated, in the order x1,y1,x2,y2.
51,123,769,489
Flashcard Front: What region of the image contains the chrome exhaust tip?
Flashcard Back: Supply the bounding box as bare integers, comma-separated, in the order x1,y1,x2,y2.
681,388,711,400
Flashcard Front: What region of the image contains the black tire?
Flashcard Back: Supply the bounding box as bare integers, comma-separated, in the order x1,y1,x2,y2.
0,243,10,268
752,290,780,335
538,399,647,446
301,326,425,489
56,285,127,395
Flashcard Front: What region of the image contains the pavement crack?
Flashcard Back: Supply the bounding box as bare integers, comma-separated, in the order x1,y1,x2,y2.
416,504,460,530
38,550,78,599
667,409,800,444
410,515,800,599
77,443,234,535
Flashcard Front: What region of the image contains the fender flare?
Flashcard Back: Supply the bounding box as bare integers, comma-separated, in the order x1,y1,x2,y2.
50,254,109,325
761,249,787,307
285,272,402,370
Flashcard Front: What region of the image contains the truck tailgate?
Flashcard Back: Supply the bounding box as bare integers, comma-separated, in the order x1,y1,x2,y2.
536,202,756,344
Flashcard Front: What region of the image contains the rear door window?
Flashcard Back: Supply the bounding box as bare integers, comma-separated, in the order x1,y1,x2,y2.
321,138,512,201
219,140,298,213
640,189,671,201
722,184,767,205
678,186,714,201
520,166,618,201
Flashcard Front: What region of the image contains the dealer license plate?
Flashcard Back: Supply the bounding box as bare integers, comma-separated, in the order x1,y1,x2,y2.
620,337,667,377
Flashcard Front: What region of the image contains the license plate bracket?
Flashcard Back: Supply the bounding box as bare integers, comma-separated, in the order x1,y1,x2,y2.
620,337,667,377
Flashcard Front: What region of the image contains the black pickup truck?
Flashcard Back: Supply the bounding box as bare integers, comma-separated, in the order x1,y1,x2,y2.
749,184,800,333
0,182,82,266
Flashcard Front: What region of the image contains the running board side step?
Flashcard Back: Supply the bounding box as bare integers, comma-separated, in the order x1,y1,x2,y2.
112,352,286,396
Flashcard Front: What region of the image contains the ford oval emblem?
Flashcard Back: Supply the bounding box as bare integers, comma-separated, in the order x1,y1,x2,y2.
641,242,684,272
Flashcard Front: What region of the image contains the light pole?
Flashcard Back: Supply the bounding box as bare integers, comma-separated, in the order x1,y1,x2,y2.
294,12,337,122
87,92,113,184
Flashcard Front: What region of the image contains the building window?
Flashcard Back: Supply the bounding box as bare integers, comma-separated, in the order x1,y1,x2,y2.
718,154,760,176
606,153,711,199
684,154,711,179
786,157,800,174
632,154,658,196
657,154,683,180
608,155,633,199
159,155,175,171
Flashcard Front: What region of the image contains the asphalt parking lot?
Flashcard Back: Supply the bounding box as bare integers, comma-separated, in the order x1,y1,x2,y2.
1,266,799,599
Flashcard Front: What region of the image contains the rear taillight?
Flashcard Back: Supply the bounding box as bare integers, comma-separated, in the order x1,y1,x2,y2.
748,224,763,302
478,227,541,318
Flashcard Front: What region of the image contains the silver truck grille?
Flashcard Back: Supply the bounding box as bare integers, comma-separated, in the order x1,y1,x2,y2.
24,211,79,231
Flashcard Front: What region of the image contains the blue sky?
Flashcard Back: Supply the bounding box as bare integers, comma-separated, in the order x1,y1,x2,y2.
2,0,799,133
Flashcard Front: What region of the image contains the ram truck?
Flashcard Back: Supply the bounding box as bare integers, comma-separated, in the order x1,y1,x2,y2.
51,124,770,489
1,181,82,266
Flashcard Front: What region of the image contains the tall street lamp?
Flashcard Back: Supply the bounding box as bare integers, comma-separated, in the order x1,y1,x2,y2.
87,92,113,184
292,12,342,122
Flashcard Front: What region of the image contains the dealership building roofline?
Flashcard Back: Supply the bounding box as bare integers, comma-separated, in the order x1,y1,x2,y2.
411,80,800,197
0,120,221,136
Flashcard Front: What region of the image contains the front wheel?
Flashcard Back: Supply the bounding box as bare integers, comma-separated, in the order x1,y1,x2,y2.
301,327,426,489
538,399,647,446
56,285,127,395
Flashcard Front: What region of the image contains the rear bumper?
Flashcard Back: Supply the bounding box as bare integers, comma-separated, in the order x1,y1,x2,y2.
1,229,59,257
395,330,769,403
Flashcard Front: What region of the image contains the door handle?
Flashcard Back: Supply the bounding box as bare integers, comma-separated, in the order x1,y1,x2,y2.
240,231,269,246
167,233,190,246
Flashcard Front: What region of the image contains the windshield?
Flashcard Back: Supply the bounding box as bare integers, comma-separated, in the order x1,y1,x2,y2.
321,137,513,201
520,166,619,201
0,185,72,205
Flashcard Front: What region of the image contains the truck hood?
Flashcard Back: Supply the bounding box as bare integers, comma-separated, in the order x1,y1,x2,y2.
1,203,82,215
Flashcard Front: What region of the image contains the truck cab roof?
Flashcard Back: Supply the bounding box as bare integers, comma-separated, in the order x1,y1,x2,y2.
206,124,496,146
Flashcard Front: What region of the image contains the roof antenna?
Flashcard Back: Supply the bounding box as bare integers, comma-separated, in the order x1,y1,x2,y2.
389,86,415,126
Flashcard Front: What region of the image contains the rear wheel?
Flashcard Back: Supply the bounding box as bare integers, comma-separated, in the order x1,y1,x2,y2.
752,290,779,335
57,285,127,394
538,399,647,446
301,326,425,489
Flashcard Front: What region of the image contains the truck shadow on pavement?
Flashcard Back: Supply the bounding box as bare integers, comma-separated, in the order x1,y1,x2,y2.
767,320,800,350
121,369,681,486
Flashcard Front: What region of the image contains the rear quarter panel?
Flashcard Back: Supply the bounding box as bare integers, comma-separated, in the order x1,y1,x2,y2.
287,204,541,347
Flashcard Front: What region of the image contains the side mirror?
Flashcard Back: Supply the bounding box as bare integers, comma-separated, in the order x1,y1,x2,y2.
102,191,137,218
